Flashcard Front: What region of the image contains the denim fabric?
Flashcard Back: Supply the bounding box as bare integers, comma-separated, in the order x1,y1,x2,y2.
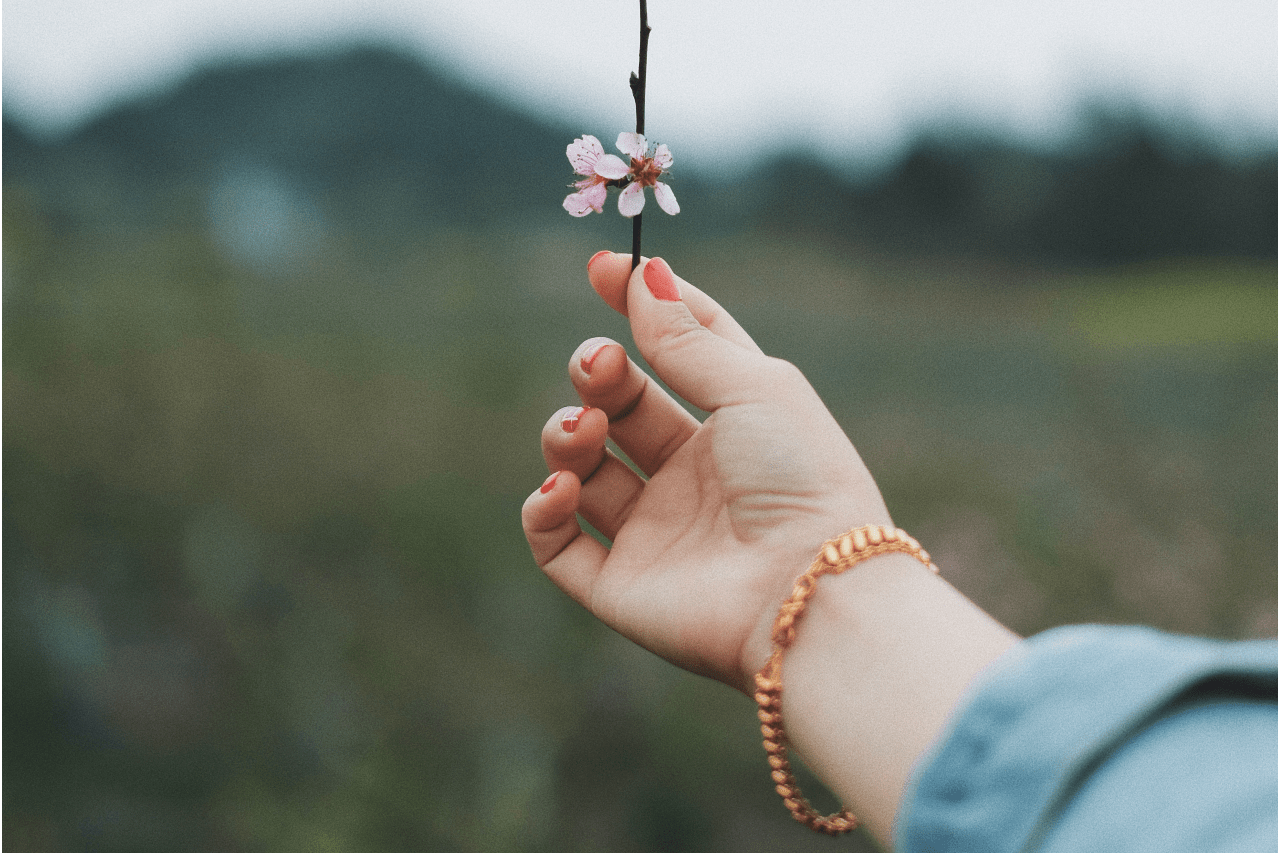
895,625,1277,853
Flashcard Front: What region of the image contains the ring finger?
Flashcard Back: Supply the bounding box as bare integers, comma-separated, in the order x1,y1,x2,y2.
541,404,646,542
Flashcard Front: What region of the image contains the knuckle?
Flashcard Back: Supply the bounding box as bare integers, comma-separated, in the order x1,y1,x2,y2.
765,356,807,385
653,314,711,358
608,374,649,422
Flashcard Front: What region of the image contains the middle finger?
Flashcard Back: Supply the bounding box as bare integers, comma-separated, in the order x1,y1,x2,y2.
570,337,701,477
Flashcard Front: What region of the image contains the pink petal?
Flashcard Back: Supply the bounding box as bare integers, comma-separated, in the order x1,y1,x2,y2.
563,191,597,217
652,143,673,170
617,182,646,217
593,153,630,180
566,135,604,176
580,181,608,212
653,181,680,215
616,132,648,161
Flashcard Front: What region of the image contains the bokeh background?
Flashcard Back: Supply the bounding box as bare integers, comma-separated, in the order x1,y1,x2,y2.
4,2,1276,851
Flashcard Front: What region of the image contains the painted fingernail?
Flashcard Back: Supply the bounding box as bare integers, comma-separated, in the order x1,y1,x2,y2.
560,406,590,433
587,250,611,273
643,257,681,302
580,340,610,373
540,471,560,494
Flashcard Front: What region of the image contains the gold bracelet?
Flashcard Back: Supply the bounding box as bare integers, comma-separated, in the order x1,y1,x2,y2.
753,524,939,835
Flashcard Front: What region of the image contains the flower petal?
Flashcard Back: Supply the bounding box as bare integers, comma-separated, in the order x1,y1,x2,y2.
653,181,680,215
593,153,630,180
563,191,598,217
618,182,646,217
616,132,648,161
652,143,673,170
581,181,608,212
566,135,604,176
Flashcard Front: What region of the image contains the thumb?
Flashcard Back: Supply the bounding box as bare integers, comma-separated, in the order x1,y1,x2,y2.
626,257,784,412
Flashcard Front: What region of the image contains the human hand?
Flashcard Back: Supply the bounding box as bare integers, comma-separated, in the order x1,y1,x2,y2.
522,253,894,694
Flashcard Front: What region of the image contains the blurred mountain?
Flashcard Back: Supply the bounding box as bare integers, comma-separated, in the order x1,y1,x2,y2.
752,115,1278,264
4,42,1276,265
4,45,579,234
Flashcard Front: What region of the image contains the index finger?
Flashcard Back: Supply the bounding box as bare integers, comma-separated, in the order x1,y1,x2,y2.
586,251,763,354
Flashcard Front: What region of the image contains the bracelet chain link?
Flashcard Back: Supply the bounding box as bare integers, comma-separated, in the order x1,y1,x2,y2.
753,524,939,835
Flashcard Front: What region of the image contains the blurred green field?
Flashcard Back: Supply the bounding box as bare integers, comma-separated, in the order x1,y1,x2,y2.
4,191,1276,852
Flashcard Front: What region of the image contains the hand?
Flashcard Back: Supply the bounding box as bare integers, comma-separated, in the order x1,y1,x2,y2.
522,253,894,694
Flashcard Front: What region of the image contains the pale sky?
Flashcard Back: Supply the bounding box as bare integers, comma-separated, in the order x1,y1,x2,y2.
3,0,1276,171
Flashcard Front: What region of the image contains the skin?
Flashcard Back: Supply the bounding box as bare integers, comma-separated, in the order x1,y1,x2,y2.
522,252,1018,846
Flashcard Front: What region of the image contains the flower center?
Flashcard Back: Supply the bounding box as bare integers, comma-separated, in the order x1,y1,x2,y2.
631,157,664,187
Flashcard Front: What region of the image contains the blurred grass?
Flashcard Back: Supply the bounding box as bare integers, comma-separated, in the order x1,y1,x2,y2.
1066,260,1276,350
3,187,1276,852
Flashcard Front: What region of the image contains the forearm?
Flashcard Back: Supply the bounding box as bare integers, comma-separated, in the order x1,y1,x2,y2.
778,550,1019,846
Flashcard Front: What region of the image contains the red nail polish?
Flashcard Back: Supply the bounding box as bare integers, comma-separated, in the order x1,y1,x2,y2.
540,471,560,494
580,341,609,373
643,258,680,302
587,251,611,272
561,406,590,433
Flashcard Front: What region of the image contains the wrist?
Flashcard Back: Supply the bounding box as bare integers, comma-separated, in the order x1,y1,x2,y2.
736,524,922,692
749,526,1018,842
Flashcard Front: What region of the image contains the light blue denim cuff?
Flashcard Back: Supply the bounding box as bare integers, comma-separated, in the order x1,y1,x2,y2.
894,624,1277,853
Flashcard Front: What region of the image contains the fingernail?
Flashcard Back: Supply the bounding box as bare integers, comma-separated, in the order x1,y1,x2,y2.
560,406,590,433
587,251,611,273
540,471,560,494
643,257,681,302
580,340,610,373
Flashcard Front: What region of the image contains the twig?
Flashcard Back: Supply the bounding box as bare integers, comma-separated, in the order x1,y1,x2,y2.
628,0,650,270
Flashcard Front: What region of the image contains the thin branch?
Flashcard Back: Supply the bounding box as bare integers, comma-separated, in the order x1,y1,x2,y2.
629,0,650,270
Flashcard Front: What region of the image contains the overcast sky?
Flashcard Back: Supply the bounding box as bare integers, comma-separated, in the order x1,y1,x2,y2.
3,0,1275,170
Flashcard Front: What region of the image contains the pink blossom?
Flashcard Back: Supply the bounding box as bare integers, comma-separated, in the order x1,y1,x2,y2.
562,135,630,217
615,132,679,218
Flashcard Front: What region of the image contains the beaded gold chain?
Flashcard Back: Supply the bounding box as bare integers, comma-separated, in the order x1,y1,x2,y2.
753,524,939,835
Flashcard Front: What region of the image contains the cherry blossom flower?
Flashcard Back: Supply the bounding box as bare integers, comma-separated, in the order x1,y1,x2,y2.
562,135,630,217
615,132,680,217
562,132,680,219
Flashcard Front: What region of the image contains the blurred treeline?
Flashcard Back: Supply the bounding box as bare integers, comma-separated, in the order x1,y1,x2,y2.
4,44,1276,853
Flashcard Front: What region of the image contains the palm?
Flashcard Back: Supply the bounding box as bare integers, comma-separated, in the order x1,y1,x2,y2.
592,395,887,690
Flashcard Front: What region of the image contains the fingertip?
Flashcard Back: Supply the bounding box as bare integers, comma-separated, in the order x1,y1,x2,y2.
625,257,702,349
530,465,578,498
574,339,628,393
543,403,610,483
523,469,606,580
586,251,638,316
638,260,769,363
641,257,681,302
522,468,580,531
569,338,646,421
566,404,608,439
575,337,621,376
623,257,777,412
628,257,692,317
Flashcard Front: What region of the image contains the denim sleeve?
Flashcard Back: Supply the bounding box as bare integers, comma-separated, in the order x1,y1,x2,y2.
894,625,1278,853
